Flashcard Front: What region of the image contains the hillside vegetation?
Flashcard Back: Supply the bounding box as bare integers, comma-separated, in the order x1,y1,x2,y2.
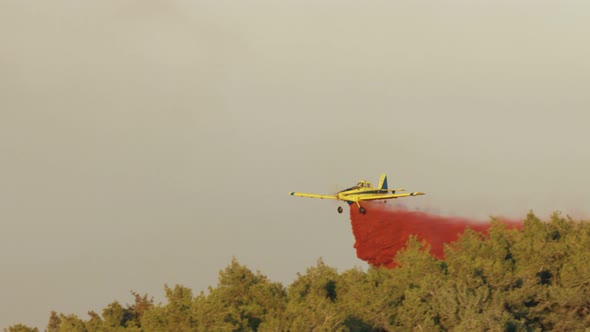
7,212,590,332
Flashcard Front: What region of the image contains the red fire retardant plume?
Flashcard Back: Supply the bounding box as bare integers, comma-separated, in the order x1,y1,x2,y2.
349,202,523,268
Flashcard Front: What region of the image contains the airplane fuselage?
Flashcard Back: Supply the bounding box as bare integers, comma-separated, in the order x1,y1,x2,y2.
337,188,390,204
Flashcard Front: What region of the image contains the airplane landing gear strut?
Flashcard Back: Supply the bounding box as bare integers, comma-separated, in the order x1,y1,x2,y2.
355,202,366,214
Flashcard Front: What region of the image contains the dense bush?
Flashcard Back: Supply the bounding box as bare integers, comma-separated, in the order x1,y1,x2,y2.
7,212,590,331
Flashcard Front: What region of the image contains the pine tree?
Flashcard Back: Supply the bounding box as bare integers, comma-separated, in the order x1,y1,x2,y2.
3,324,38,332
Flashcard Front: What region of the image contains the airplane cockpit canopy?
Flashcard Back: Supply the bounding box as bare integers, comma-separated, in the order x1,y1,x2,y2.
356,181,372,188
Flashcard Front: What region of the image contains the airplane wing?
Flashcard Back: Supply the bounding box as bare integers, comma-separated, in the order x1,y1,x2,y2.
289,192,338,200
357,192,425,201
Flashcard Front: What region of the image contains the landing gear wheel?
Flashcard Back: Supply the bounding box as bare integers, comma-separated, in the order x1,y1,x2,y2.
359,206,366,214
337,206,343,214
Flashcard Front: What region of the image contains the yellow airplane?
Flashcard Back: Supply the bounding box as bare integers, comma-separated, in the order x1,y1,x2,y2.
289,174,425,214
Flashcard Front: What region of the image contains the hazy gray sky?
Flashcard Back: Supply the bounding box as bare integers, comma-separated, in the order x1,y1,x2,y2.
2,0,589,328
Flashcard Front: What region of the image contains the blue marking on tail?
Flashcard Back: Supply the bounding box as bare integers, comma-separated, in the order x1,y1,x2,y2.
382,177,388,190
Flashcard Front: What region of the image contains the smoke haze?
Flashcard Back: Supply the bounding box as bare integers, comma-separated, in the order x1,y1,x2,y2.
1,1,590,328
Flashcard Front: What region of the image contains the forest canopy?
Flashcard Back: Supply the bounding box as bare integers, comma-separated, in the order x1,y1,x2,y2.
6,212,590,332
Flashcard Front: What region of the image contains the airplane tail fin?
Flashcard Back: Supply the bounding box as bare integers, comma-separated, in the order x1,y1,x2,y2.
378,174,388,190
